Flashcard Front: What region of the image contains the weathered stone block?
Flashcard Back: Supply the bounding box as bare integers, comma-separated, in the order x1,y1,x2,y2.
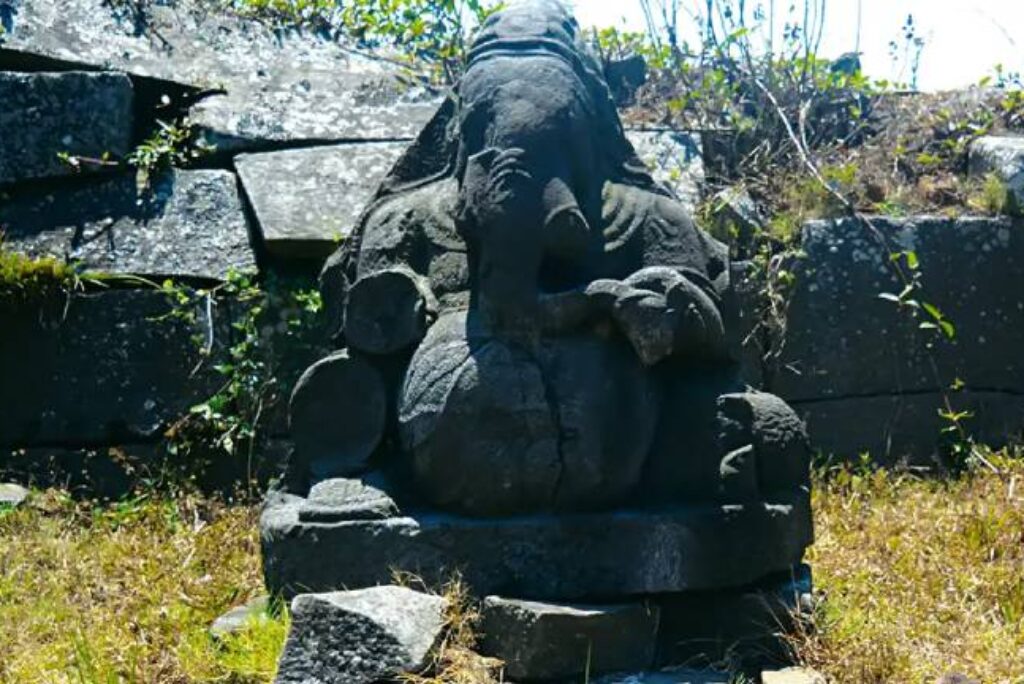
655,565,812,669
0,290,224,446
236,143,406,259
793,391,1024,465
626,130,704,213
969,136,1024,215
0,170,255,280
274,586,446,684
776,216,1024,401
260,486,812,601
1,0,438,153
480,597,659,680
0,71,133,186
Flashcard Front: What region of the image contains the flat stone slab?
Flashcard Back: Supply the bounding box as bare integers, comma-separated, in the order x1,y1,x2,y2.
0,0,437,152
626,130,704,214
260,484,812,601
0,169,255,280
0,483,29,508
776,216,1024,401
236,142,406,259
480,597,659,680
0,70,133,186
274,586,446,684
0,289,224,446
969,135,1024,215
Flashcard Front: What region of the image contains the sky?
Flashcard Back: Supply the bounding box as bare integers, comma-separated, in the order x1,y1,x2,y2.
570,0,1024,91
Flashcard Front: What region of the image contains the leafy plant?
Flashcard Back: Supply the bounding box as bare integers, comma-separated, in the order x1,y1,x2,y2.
161,270,324,487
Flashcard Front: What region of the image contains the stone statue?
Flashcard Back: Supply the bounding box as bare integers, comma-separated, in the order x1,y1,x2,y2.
304,0,808,517
264,1,812,635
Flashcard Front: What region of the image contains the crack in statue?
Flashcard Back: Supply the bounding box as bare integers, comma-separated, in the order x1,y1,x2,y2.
300,0,810,517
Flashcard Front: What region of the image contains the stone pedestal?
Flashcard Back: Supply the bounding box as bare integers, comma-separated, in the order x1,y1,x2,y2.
261,476,812,602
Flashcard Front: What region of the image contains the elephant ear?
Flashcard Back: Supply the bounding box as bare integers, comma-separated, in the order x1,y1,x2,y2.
371,94,461,203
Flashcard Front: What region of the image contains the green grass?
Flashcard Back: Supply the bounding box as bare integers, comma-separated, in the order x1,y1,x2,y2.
2,456,1024,682
0,491,283,683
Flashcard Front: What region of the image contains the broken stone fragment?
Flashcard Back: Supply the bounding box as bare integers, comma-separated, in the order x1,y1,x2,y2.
209,595,270,640
0,483,29,509
969,135,1024,216
235,142,407,260
0,71,133,186
479,597,660,680
274,586,447,684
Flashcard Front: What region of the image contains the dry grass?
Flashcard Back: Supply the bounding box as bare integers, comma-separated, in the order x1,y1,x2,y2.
795,451,1024,684
2,456,1024,683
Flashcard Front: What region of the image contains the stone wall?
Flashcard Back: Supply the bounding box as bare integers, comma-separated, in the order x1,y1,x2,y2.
1,0,1021,485
0,0,704,493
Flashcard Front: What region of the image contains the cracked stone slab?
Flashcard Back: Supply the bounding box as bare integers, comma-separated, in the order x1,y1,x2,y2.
0,0,439,152
0,70,133,186
0,169,255,280
626,130,704,214
480,597,659,680
776,216,1024,401
274,586,447,684
236,142,407,259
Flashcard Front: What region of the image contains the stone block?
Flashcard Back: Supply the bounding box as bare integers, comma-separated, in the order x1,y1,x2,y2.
0,0,439,152
260,486,812,601
480,597,659,680
274,586,446,684
0,170,256,280
776,216,1024,401
655,565,812,669
793,391,1024,466
0,289,224,446
626,130,704,214
235,143,407,259
0,71,133,186
969,136,1024,215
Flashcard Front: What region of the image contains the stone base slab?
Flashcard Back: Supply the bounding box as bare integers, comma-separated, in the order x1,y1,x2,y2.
260,487,812,601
